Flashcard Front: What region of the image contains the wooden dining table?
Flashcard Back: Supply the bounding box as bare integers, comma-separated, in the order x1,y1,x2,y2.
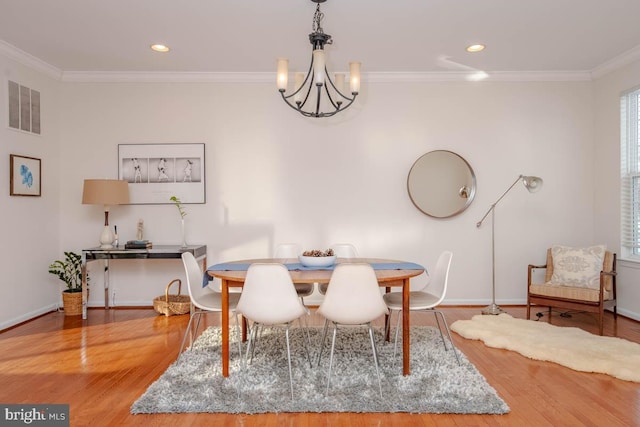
207,257,425,377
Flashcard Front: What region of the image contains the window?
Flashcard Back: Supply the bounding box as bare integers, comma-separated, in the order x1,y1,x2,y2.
621,87,640,258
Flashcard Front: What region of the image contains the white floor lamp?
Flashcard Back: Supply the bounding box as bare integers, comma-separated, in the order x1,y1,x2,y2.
476,175,543,315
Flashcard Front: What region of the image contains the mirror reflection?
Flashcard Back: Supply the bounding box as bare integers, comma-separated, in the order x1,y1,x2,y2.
407,150,476,218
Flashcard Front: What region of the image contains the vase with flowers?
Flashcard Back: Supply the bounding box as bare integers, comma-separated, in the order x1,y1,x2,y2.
170,195,188,248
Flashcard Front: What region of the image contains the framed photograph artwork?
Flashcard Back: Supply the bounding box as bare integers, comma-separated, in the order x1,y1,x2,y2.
118,143,205,204
10,154,41,196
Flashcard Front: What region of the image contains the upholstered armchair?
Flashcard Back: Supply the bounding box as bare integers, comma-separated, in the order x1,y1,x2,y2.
527,246,617,335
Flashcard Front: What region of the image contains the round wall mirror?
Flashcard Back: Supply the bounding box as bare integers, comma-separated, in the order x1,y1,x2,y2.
407,150,476,218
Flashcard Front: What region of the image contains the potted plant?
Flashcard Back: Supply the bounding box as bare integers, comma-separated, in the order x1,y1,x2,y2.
48,251,88,316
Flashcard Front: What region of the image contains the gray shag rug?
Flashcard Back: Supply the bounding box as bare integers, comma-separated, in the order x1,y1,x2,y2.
131,326,509,414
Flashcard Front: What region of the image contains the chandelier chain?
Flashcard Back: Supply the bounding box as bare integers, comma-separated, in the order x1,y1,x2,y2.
312,4,324,34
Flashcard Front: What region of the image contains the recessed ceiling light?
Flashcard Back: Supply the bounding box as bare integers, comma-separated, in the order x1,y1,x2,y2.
151,44,170,53
466,44,485,53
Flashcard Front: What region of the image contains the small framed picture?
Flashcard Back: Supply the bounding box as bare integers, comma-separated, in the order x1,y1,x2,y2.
10,154,41,197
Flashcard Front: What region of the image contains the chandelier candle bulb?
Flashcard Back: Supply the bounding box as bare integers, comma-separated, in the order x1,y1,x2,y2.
277,58,289,91
350,62,361,94
294,73,305,104
313,50,326,85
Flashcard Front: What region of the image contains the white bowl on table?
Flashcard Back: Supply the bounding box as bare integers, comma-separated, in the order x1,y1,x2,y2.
298,255,336,267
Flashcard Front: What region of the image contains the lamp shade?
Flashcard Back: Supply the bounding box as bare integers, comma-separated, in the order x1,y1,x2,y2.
82,179,129,205
522,176,543,193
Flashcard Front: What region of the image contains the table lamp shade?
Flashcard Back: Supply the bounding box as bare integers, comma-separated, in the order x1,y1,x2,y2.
82,179,129,249
82,179,129,205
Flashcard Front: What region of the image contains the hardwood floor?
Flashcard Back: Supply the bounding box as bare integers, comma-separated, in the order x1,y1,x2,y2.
1,306,638,427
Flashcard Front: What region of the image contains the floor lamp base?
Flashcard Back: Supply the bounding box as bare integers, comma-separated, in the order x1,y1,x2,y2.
481,303,504,315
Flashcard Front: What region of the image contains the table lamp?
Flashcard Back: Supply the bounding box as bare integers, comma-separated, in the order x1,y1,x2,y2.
82,179,130,249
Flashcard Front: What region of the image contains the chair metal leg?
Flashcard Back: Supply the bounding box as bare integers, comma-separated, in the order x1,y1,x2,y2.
177,311,201,361
233,311,244,368
393,309,401,359
297,317,313,368
432,310,447,348
285,324,295,400
325,323,338,396
317,319,330,367
434,310,461,365
368,323,384,399
246,321,260,364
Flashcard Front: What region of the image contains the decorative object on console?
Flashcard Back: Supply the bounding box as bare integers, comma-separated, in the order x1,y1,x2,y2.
82,179,130,249
476,175,543,315
136,219,144,240
125,240,153,249
170,195,188,248
276,0,361,118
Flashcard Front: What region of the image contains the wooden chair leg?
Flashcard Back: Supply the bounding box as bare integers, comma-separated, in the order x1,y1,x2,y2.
599,310,604,336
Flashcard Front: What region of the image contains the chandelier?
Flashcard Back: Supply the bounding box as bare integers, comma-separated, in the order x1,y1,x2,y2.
276,0,361,118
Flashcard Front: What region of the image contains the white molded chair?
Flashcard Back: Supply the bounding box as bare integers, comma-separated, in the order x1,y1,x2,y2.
178,252,242,361
235,263,312,399
319,243,359,295
274,243,314,302
316,263,389,398
383,251,460,364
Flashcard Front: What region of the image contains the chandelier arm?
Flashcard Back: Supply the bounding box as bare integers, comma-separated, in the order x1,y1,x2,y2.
284,62,314,101
324,69,355,102
323,82,342,110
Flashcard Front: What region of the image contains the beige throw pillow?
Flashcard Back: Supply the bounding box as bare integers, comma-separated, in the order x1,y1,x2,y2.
548,245,606,289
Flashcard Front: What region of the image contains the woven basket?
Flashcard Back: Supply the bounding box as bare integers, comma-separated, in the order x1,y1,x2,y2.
153,279,191,316
62,291,83,316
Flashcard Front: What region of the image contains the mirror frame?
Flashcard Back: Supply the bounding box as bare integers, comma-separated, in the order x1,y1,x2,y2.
407,150,476,218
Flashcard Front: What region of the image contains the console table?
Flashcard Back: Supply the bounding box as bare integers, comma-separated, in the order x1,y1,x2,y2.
81,245,207,319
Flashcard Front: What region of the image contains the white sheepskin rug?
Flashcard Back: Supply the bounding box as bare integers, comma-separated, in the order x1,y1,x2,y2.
450,313,640,382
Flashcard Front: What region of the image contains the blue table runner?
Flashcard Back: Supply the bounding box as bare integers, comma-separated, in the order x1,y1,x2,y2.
204,261,425,286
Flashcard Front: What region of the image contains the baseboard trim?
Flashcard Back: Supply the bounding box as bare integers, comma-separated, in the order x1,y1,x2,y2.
0,304,58,332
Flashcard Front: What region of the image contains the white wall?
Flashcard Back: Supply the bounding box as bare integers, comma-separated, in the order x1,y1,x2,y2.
54,78,596,310
593,56,640,321
7,45,636,328
1,54,61,328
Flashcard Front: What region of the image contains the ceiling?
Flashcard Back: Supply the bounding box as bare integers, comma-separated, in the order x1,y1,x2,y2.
1,0,640,78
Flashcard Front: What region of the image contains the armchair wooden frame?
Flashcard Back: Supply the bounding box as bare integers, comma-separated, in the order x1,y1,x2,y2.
527,249,617,335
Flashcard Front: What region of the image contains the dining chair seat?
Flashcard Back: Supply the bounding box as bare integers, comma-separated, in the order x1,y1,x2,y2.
178,252,242,363
383,251,460,365
383,291,440,310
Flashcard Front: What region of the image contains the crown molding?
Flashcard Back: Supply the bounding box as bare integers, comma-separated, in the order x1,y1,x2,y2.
366,71,592,83
59,70,592,83
591,44,640,79
0,40,62,80
1,38,636,84
60,71,273,83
